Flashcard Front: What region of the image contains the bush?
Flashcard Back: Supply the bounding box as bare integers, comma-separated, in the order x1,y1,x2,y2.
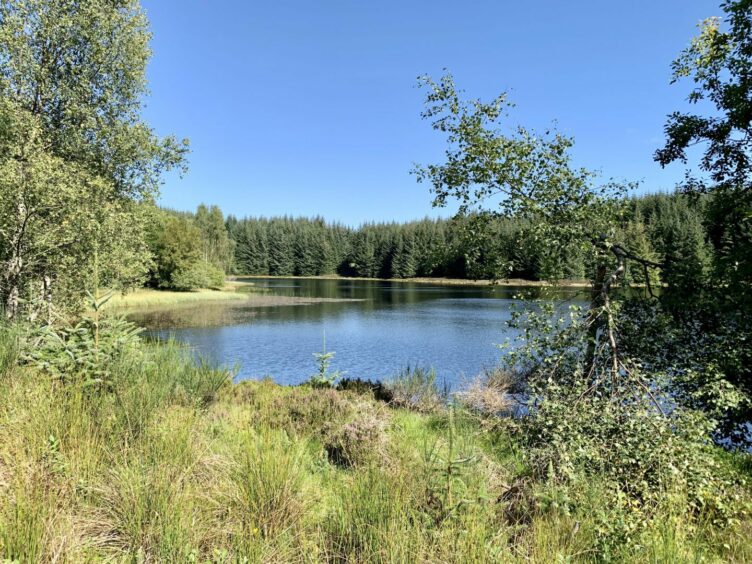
504,295,750,551
387,366,447,413
20,314,142,388
455,368,513,418
324,409,391,468
170,261,225,290
239,384,358,437
517,389,747,548
336,377,394,402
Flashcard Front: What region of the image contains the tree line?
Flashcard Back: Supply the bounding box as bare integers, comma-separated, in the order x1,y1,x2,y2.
220,191,711,287
0,0,732,309
0,0,751,558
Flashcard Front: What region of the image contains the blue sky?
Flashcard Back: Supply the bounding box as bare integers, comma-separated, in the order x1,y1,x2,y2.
141,0,721,225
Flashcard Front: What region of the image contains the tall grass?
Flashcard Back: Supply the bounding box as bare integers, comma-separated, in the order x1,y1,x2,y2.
104,286,248,310
0,324,19,377
386,365,448,412
0,325,750,562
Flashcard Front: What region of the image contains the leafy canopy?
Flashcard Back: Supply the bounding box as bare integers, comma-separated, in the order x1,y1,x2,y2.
655,0,752,194
413,73,628,281
0,0,188,199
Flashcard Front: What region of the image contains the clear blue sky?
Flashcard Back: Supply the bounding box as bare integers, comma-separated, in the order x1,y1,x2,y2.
141,0,721,225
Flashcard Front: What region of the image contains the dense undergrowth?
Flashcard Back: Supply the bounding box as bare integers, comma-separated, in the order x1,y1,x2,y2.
0,324,750,563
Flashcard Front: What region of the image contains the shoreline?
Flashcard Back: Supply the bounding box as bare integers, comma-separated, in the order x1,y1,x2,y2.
105,282,361,311
231,274,593,288
104,275,595,313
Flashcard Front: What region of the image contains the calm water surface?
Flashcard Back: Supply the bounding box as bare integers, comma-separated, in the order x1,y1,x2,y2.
130,278,583,388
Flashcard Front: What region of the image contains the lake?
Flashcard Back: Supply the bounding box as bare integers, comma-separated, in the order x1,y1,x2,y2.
130,278,584,388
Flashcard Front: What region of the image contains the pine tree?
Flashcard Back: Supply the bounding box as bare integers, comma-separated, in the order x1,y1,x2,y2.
267,220,295,276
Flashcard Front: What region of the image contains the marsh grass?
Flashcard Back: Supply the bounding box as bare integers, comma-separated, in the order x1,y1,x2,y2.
0,327,750,562
386,365,448,413
104,286,248,310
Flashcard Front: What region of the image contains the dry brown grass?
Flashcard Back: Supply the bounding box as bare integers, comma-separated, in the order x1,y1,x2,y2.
324,406,392,468
456,368,514,416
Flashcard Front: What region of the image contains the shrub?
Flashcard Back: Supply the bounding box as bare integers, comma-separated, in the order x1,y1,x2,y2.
336,377,394,403
170,261,225,290
504,296,750,551
387,365,447,413
324,408,391,468
284,388,351,433
517,388,747,549
20,314,142,388
455,368,513,418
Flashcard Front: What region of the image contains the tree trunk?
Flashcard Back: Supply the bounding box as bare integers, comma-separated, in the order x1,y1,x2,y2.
3,199,29,321
3,257,22,321
43,275,52,324
584,261,607,378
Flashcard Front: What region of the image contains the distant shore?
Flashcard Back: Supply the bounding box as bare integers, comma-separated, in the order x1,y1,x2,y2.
231,274,593,288
105,275,591,312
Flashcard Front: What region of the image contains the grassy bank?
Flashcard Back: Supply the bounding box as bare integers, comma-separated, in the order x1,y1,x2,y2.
1,327,750,562
105,282,360,312
105,284,250,309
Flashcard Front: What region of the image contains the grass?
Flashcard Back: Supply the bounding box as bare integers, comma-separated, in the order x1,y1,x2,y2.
0,327,750,562
103,282,358,314
104,284,250,309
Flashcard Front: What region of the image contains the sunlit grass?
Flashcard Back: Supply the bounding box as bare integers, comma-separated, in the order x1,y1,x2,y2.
104,284,251,309
0,329,750,561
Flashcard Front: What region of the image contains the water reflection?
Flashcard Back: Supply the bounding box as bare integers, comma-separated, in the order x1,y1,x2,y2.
131,278,585,388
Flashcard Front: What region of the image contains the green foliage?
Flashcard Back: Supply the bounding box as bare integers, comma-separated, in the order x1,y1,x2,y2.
0,0,187,320
413,72,630,283
0,326,749,561
410,71,752,556
308,337,343,388
501,298,748,550
0,0,188,198
195,204,234,272
621,220,661,288
621,298,752,445
266,220,296,276
651,197,712,300
18,291,230,410
656,1,752,194
647,0,752,441
526,398,740,526
147,209,226,290
225,193,713,284
0,100,153,318
387,365,446,413
149,213,202,288
21,295,142,388
170,261,225,291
